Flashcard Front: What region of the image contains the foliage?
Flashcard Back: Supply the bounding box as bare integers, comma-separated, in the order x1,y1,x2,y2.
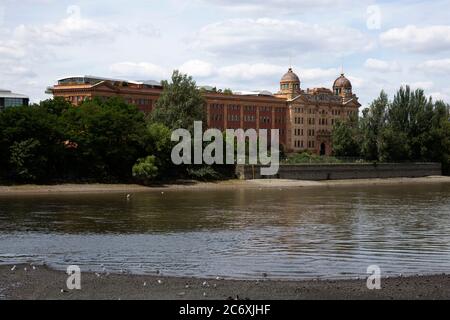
331,114,361,158
186,166,221,181
0,97,147,183
331,85,450,174
285,152,343,164
9,139,46,182
151,70,206,132
132,155,159,183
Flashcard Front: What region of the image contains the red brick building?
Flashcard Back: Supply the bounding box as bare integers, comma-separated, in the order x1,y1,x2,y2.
47,69,360,154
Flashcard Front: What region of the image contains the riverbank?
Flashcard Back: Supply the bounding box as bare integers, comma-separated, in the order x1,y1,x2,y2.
1,265,449,300
0,176,450,195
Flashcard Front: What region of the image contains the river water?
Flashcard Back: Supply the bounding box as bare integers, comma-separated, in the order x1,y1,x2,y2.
1,183,450,280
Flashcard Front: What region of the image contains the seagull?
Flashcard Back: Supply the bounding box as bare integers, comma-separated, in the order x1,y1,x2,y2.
157,279,163,284
24,267,27,272
143,282,147,287
10,265,16,272
126,194,132,201
32,265,36,270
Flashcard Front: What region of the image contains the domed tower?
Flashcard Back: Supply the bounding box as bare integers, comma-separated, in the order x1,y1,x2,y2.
278,68,301,99
333,73,352,98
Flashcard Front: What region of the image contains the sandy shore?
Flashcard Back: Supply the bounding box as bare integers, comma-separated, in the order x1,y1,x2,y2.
0,176,449,195
1,265,449,300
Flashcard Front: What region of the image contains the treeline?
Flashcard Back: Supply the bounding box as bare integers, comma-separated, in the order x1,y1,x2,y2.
0,71,232,184
332,86,450,174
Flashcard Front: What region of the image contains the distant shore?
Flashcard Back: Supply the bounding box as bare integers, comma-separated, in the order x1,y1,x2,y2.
1,264,449,300
0,176,450,195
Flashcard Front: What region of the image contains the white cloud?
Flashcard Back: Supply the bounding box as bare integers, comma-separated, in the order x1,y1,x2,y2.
0,41,26,59
12,6,117,46
197,0,369,12
402,81,434,90
364,58,401,72
417,59,450,74
380,25,450,53
179,60,215,78
190,18,373,58
218,63,285,81
110,62,169,80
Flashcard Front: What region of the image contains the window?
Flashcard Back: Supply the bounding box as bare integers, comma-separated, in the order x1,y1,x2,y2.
4,98,26,107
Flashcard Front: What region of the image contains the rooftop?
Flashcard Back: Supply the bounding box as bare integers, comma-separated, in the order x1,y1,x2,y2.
57,76,162,88
0,89,29,99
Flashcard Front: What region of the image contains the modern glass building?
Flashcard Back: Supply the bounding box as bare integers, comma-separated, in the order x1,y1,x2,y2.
0,89,29,110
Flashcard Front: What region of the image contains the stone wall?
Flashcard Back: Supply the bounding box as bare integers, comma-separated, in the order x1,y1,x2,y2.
236,163,442,180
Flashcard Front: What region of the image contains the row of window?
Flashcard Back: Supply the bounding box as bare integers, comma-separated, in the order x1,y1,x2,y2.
211,104,285,113
281,84,300,90
3,98,28,107
212,114,286,124
293,140,316,148
294,108,347,116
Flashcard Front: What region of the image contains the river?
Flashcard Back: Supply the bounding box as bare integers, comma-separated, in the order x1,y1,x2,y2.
1,183,450,280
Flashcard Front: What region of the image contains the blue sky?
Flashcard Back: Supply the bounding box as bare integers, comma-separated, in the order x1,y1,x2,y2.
1,0,450,107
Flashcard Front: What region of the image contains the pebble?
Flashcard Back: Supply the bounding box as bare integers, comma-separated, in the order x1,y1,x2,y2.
203,292,207,297
178,292,186,296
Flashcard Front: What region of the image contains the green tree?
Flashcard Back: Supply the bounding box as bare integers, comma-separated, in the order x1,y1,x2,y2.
62,97,147,180
151,70,206,132
332,115,361,157
132,155,159,183
360,91,388,160
9,139,47,182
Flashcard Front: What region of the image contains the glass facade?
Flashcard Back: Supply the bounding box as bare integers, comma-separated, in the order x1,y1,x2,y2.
0,95,29,110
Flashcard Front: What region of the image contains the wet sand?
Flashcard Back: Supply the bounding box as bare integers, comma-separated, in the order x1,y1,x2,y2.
0,176,450,195
1,265,449,300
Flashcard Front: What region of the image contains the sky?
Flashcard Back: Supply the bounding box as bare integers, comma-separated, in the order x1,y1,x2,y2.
1,0,450,107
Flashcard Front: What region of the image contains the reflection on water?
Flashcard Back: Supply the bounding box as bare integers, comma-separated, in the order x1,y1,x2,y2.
1,183,450,280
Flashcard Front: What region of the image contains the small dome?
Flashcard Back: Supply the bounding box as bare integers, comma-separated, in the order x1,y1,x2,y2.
281,68,300,83
333,73,352,89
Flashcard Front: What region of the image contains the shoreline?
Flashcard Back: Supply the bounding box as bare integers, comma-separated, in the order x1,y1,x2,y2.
0,176,449,195
1,264,449,300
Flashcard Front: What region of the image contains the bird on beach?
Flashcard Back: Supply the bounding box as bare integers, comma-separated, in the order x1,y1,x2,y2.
11,265,16,272
126,194,132,201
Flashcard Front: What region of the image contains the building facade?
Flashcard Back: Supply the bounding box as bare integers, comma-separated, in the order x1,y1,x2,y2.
47,69,360,155
0,89,29,111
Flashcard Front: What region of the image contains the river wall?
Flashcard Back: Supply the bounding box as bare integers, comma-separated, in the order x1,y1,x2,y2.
236,163,442,180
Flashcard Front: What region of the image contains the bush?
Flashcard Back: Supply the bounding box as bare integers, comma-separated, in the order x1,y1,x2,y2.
186,166,221,181
132,156,159,183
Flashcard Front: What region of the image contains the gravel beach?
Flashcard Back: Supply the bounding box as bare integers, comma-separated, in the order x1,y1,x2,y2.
1,265,449,300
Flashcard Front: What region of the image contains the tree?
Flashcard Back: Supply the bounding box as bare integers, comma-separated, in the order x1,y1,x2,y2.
151,70,207,132
62,97,147,180
223,88,233,95
332,115,361,157
144,122,178,179
9,139,47,182
360,91,388,160
132,156,159,183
